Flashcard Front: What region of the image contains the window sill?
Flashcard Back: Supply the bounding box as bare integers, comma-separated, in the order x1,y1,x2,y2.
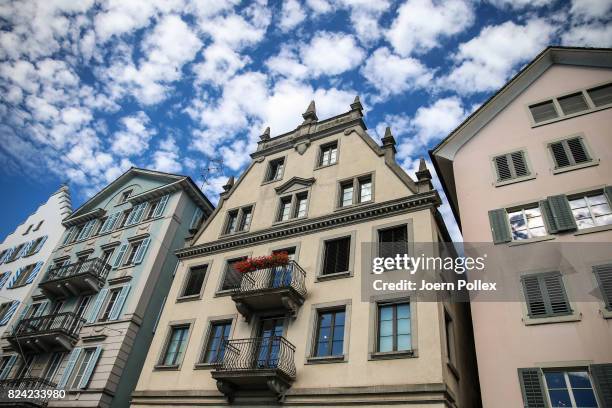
306,355,346,364
523,312,581,326
493,174,537,187
316,271,352,282
574,224,612,236
260,178,283,186
154,364,181,371
508,235,556,246
218,230,250,239
334,201,373,212
176,294,201,303
552,159,599,174
369,350,416,361
214,290,234,297
314,162,338,171
194,363,216,370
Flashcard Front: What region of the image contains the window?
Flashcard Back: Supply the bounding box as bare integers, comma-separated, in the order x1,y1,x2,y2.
5,243,24,263
0,272,10,289
23,224,33,235
378,225,408,259
12,263,37,287
0,356,13,379
124,242,140,266
558,92,589,115
549,137,591,169
277,192,308,222
220,258,246,291
117,209,132,229
42,353,64,383
265,158,285,182
71,348,95,388
493,151,530,182
377,302,411,353
223,206,253,234
119,190,133,204
529,100,558,123
314,309,345,357
593,264,612,311
95,217,108,235
522,272,572,318
202,321,232,364
569,193,612,229
319,142,338,166
587,82,612,107
0,302,13,323
322,237,350,276
32,220,43,232
508,207,547,241
99,289,120,322
445,312,456,366
339,174,373,207
160,325,190,366
340,182,353,207
122,238,150,266
74,296,91,319
100,248,114,266
543,370,598,407
16,355,34,379
181,265,207,297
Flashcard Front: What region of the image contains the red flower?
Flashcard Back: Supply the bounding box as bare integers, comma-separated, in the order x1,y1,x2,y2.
234,252,289,273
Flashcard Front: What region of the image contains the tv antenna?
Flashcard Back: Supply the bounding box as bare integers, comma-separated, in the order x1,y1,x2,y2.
200,158,225,190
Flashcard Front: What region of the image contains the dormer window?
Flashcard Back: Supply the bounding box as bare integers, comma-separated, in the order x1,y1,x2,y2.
265,158,285,182
223,205,254,235
119,190,133,204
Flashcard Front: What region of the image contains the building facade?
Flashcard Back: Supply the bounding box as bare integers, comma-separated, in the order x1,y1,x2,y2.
431,47,612,407
0,168,213,408
131,100,480,407
0,186,72,339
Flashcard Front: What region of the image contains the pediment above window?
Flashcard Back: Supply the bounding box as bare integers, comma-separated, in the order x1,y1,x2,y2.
274,177,316,194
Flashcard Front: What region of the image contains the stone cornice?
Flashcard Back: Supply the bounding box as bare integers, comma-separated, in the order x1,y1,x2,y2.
176,192,440,259
62,208,106,227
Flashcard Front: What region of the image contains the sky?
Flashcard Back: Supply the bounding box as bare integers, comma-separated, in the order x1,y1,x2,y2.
0,0,610,242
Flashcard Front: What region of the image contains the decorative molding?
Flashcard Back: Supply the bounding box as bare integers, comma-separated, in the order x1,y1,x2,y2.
274,177,316,194
177,192,440,259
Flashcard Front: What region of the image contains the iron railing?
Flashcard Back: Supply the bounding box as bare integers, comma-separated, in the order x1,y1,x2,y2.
12,312,85,339
42,257,110,283
0,377,56,407
214,336,296,379
226,261,307,297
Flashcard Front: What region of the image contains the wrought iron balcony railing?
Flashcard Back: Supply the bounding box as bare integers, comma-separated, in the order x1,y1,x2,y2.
0,377,57,407
42,257,110,284
8,312,85,353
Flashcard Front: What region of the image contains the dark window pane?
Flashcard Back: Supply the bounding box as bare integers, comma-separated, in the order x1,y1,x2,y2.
530,100,558,123
322,237,350,275
587,83,612,107
183,265,207,296
558,92,588,115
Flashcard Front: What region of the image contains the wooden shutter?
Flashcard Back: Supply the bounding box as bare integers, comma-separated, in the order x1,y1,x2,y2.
557,92,588,115
587,83,612,107
488,209,511,244
108,285,130,320
86,289,108,323
546,195,576,231
518,368,547,408
539,200,559,234
590,363,612,408
0,355,17,380
511,151,529,177
7,267,23,289
566,137,590,164
25,261,44,284
0,272,11,289
31,235,47,255
550,141,570,168
113,244,128,268
133,238,151,265
153,195,169,217
522,273,571,318
0,301,19,325
57,348,81,389
594,264,612,311
78,346,102,389
494,155,512,181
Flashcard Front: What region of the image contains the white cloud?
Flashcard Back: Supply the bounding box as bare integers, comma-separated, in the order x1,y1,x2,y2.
306,0,332,13
151,136,182,173
279,0,306,32
386,0,474,56
562,22,612,47
111,111,156,156
300,32,365,77
361,47,433,100
200,13,268,50
569,0,612,22
193,43,250,86
442,19,556,94
486,0,556,9
265,46,309,79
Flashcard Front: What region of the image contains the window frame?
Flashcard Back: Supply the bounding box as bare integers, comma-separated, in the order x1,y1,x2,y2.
178,264,209,300
490,148,535,187
542,368,599,408
306,300,351,364
156,321,193,370
567,191,612,231
221,204,255,236
527,80,612,127
317,141,339,168
316,231,356,281
216,254,251,295
506,205,549,242
337,172,375,208
546,134,598,174
375,301,412,354
197,318,235,366
275,191,309,223
98,288,121,322
263,157,286,183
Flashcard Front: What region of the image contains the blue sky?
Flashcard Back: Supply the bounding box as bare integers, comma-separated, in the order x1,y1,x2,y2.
0,0,610,241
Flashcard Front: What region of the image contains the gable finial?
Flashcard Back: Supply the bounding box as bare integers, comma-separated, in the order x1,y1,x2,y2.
222,176,235,192
350,95,363,113
415,157,433,191
260,126,270,141
301,100,318,124
381,126,397,154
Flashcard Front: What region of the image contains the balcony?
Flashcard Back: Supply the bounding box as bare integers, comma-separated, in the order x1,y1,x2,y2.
0,377,56,407
212,336,296,402
227,261,307,321
39,257,110,299
7,312,85,353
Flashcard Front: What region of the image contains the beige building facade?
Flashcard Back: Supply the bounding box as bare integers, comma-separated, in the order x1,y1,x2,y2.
132,100,480,407
431,47,612,407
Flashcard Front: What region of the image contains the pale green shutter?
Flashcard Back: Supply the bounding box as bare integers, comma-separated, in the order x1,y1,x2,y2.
78,346,102,389
590,363,612,408
113,244,128,268
86,289,107,323
518,368,548,408
108,285,130,320
604,186,612,206
539,200,558,234
593,264,612,311
153,195,169,217
57,348,81,389
546,195,576,231
0,355,17,379
133,238,151,265
488,209,511,244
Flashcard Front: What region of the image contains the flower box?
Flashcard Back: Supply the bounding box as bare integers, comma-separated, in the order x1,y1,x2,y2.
234,252,289,273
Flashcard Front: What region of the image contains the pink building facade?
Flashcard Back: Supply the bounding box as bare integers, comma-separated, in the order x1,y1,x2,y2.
431,47,612,407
